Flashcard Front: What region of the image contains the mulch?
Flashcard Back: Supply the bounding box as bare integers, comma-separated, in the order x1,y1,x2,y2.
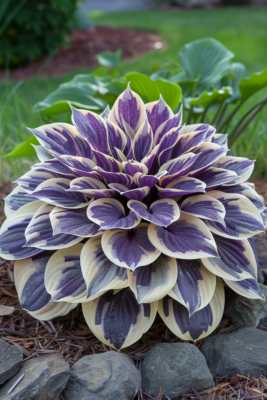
1,178,267,400
0,26,164,81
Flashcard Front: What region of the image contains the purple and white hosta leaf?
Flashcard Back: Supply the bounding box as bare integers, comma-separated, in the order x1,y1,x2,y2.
96,169,134,188
0,201,44,260
171,129,207,159
188,143,227,176
31,178,90,209
45,244,87,302
206,191,264,239
87,198,141,230
179,124,209,136
157,176,206,199
33,159,77,178
159,153,199,187
145,96,174,135
16,169,64,194
100,105,110,119
106,119,127,158
25,203,82,250
133,172,161,189
102,222,161,270
153,108,182,146
141,144,160,173
220,183,266,213
158,127,181,166
196,168,238,190
180,194,226,223
93,149,123,173
211,133,228,149
128,253,177,303
132,119,153,162
55,155,97,178
169,259,216,316
32,145,53,163
82,287,158,350
123,161,148,176
29,123,90,157
225,278,265,300
114,148,127,162
148,211,217,259
213,156,255,185
68,177,115,198
202,234,258,281
71,107,109,155
108,85,147,133
261,209,267,230
15,253,76,320
128,199,180,227
109,184,150,201
158,277,225,341
4,185,36,218
81,237,128,301
204,125,216,142
50,207,101,238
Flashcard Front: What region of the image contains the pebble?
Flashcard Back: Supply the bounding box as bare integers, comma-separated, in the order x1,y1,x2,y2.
0,340,23,385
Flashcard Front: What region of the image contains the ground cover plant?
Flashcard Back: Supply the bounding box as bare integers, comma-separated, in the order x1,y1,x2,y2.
0,86,266,350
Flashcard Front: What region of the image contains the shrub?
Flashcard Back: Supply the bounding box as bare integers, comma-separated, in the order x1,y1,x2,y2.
0,0,81,69
0,86,265,350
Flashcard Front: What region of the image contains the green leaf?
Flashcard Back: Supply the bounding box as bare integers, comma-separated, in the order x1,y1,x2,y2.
178,38,234,93
95,49,122,69
239,68,267,101
33,74,109,115
190,87,233,111
226,62,246,103
126,72,182,110
5,135,39,158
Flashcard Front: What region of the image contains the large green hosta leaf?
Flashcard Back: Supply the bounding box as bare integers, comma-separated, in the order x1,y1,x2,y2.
5,135,39,158
177,38,234,94
239,69,267,101
126,72,182,110
95,49,122,69
189,87,232,111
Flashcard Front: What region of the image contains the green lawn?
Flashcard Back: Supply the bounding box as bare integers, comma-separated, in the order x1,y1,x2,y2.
1,7,267,182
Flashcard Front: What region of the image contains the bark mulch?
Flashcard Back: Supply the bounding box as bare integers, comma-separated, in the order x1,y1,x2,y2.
1,179,267,400
0,26,164,81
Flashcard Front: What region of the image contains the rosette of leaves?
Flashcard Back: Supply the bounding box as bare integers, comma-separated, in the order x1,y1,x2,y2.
0,86,266,350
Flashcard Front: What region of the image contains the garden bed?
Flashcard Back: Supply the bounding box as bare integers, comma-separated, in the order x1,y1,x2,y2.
0,26,164,81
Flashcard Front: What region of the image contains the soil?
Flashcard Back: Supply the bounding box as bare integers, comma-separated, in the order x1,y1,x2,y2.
1,178,267,399
0,26,164,81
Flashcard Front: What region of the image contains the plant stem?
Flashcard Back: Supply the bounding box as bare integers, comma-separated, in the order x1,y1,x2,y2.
216,104,228,130
186,106,193,125
211,103,223,126
228,97,267,147
217,101,244,132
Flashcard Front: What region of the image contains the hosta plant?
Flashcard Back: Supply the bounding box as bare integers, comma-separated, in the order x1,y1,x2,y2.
1,86,266,350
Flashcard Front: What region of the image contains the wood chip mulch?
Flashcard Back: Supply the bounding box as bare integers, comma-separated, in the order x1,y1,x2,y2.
0,26,164,81
1,180,267,400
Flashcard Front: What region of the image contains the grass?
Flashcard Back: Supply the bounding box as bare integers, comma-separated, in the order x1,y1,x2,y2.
1,7,267,182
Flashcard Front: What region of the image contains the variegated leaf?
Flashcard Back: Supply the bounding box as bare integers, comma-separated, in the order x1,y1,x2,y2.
68,177,115,198
109,184,150,201
50,207,101,238
4,185,36,218
158,277,225,341
188,143,227,176
45,244,87,302
16,169,65,194
206,191,264,239
106,119,127,158
153,108,182,146
81,237,128,301
127,199,180,227
145,96,174,135
148,211,217,259
102,222,161,270
157,177,206,199
220,183,266,213
132,119,153,162
225,278,265,300
33,159,77,178
123,160,148,176
25,203,82,250
171,128,207,159
159,153,199,187
158,127,181,167
211,133,228,148
93,149,123,173
196,168,238,190
128,253,177,303
82,287,158,350
15,252,76,320
213,156,254,185
87,198,141,230
0,201,44,260
180,194,226,223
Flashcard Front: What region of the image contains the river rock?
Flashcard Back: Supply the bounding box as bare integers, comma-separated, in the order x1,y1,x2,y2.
0,353,69,400
254,235,267,283
226,284,267,328
200,327,267,378
63,351,141,400
0,339,23,385
141,343,213,399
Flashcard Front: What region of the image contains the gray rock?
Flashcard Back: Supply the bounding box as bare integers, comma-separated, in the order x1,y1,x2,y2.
0,339,23,385
226,284,267,328
63,351,141,400
0,353,69,400
200,327,267,378
141,343,213,399
254,235,267,283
